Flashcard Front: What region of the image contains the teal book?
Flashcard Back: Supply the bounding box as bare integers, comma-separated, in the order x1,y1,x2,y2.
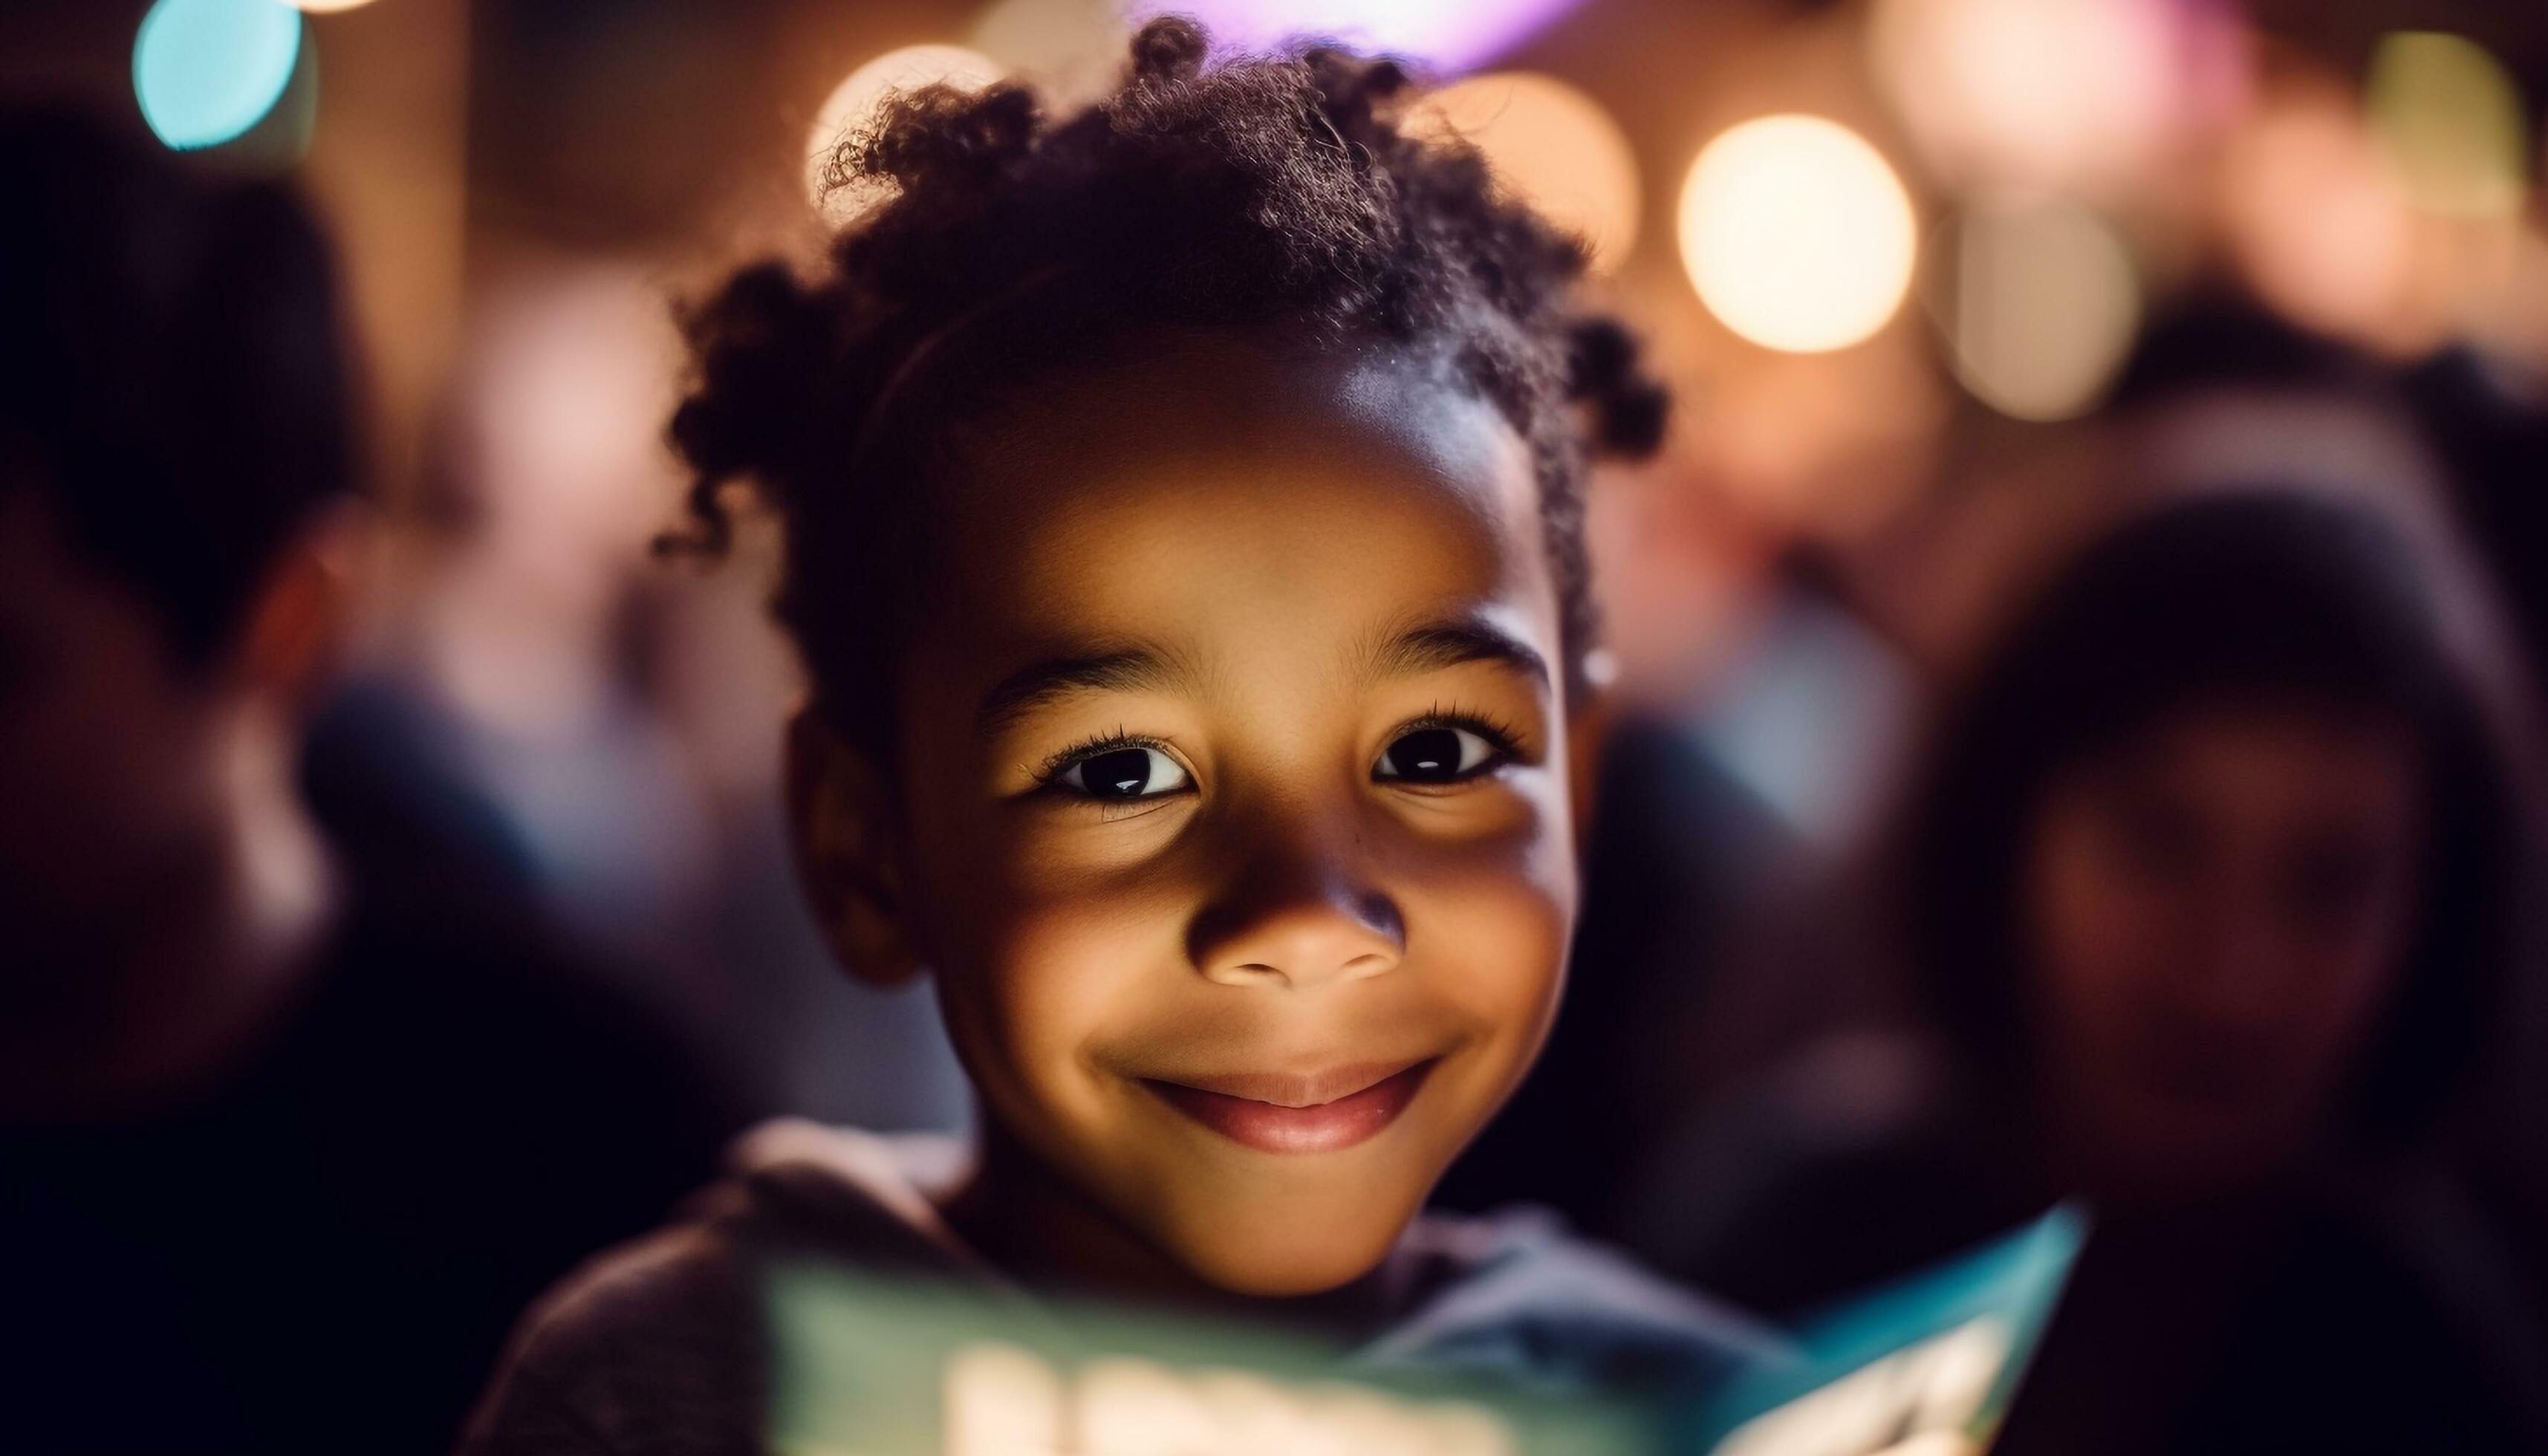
1682,1203,2087,1456
757,1205,2085,1455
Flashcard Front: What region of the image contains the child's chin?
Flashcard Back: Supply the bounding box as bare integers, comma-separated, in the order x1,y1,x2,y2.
1148,1194,1415,1298
1178,1236,1392,1299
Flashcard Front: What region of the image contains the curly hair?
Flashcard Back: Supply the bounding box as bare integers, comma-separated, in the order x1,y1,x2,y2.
669,16,1667,758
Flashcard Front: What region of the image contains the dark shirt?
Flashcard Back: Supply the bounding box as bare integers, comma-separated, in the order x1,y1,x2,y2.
1648,1040,2548,1453
1989,1186,2548,1455
461,1124,1792,1455
1,890,741,1455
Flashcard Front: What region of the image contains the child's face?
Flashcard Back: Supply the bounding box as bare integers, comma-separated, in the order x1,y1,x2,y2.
838,337,1582,1296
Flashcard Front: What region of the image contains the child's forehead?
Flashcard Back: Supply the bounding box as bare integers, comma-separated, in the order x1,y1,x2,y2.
919,334,1557,669
961,333,1530,514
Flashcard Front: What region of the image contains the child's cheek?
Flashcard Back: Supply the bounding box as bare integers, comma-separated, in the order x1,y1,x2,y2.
947,858,1197,1140
1398,766,1578,952
1395,805,1577,1102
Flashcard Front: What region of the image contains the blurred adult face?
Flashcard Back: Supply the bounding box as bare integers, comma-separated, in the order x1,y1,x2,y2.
2021,703,2422,1198
0,493,231,992
864,338,1579,1297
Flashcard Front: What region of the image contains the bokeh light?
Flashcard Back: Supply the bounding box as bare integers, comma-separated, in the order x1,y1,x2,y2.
969,0,1130,105
132,0,305,151
1868,0,2183,195
943,1342,1066,1456
1407,72,1641,274
458,265,689,617
805,45,1004,223
2366,31,2530,221
1946,197,2141,421
1130,0,1585,75
2220,81,2422,353
286,0,381,12
1679,114,1918,354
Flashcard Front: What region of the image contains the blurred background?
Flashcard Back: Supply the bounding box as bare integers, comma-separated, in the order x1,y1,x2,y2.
6,1,2548,1446
12,0,2547,1134
15,0,2548,1448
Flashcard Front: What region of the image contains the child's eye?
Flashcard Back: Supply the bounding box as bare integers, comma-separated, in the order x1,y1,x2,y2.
1056,744,1192,802
1373,724,1504,785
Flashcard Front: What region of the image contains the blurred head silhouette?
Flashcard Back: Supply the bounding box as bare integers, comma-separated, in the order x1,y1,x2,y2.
0,107,359,1096
1902,488,2529,1204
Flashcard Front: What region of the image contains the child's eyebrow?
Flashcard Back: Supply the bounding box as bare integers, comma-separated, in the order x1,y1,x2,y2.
1371,620,1552,696
977,647,1184,737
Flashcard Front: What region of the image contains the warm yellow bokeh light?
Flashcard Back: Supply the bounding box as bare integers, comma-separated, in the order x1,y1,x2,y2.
1678,114,1917,354
805,44,1004,223
2367,31,2530,221
1408,72,1642,274
1948,197,2140,421
1868,0,2180,195
969,0,1129,105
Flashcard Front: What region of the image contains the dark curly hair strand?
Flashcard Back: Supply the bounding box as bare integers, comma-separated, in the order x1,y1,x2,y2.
668,17,1667,758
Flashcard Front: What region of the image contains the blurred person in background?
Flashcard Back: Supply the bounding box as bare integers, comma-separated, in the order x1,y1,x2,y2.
1642,484,2548,1453
315,256,968,1132
0,107,738,1454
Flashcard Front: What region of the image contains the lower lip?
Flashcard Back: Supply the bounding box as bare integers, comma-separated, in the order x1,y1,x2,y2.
1144,1061,1437,1154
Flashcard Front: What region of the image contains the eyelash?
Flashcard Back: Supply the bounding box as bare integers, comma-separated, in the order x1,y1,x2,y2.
1029,727,1186,820
1392,705,1527,783
1033,727,1166,786
1029,707,1527,802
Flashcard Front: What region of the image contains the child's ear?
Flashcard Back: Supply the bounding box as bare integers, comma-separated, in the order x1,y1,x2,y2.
784,709,926,987
1566,680,1614,862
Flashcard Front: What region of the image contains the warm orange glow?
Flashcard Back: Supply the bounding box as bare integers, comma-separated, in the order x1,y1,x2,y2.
969,0,1128,105
2220,84,2422,353
1408,72,1643,274
805,45,1004,223
1869,0,2180,195
1948,197,2141,421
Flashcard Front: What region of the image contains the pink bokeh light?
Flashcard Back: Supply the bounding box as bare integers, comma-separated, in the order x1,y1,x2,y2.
1131,0,1588,74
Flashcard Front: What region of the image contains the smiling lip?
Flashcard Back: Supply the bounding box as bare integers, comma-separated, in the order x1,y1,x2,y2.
1143,1059,1438,1154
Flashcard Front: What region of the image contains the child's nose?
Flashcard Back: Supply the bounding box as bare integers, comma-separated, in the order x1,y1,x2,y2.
1187,865,1405,991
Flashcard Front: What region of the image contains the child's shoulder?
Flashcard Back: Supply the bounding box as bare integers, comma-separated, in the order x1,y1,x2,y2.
459,1125,1793,1452
458,1120,985,1455
1376,1204,1795,1397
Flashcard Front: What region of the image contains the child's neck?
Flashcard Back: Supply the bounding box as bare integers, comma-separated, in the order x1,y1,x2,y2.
938,1122,1404,1339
